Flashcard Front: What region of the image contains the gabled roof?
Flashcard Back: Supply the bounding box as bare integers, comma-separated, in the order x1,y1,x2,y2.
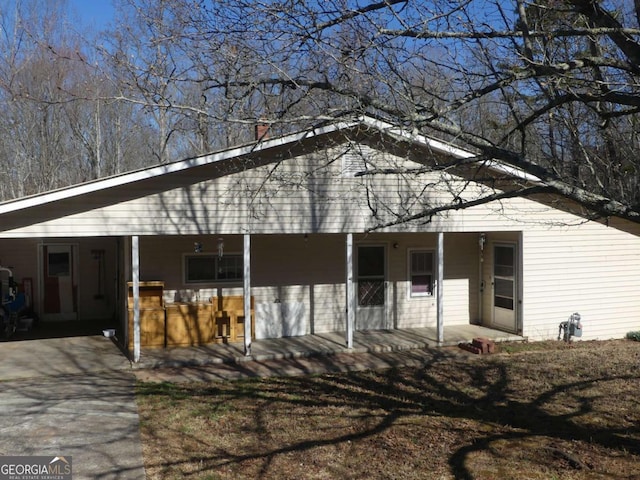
0,116,537,231
0,115,540,218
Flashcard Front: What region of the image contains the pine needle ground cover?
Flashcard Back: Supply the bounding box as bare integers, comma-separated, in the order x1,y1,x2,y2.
136,340,640,479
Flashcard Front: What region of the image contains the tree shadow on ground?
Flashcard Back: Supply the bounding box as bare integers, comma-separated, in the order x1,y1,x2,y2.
137,342,640,479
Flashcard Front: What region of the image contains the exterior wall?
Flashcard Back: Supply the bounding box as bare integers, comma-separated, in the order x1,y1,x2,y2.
138,234,347,338
251,234,346,336
477,219,640,342
442,233,481,326
389,232,479,329
7,223,636,342
521,221,640,341
74,238,119,321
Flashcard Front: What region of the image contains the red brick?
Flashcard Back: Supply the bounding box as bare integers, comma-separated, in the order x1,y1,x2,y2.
472,337,495,354
459,342,482,354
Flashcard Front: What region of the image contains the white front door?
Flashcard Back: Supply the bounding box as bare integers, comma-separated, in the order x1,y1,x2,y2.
492,243,517,332
41,244,78,321
356,245,387,330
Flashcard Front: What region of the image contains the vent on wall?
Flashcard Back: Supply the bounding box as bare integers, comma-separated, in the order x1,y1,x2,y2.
341,149,368,177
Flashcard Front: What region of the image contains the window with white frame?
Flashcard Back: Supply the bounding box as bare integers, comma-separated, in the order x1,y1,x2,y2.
409,250,434,296
184,254,243,284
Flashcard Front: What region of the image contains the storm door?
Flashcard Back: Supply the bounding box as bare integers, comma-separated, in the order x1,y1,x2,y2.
356,245,387,330
492,243,517,332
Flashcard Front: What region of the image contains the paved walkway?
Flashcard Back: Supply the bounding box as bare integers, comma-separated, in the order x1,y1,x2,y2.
134,346,473,383
0,371,145,480
0,324,522,479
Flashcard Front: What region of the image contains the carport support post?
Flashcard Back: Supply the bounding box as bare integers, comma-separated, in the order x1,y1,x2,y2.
346,233,354,349
132,235,141,363
437,232,444,346
243,234,252,356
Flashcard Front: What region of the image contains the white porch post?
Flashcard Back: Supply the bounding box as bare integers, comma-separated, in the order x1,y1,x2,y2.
131,235,141,363
346,233,355,349
437,232,444,345
243,234,252,356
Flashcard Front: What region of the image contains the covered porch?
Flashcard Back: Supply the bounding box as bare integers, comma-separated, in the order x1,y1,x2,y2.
124,230,523,362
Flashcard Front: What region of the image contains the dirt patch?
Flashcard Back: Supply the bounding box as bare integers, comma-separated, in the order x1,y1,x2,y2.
136,339,640,479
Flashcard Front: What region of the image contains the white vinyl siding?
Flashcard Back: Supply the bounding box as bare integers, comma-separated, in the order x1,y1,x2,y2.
134,232,482,337
521,223,640,341
390,233,479,329
0,145,561,238
138,234,349,337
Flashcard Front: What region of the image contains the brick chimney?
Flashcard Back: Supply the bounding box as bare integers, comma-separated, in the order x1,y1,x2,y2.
254,122,269,141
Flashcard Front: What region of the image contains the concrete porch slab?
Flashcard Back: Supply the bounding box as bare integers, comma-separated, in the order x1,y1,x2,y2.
134,324,525,370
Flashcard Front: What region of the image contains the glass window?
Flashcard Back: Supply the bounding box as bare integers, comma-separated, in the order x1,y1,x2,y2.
185,254,243,283
410,250,434,296
218,256,243,280
494,245,515,310
48,252,70,277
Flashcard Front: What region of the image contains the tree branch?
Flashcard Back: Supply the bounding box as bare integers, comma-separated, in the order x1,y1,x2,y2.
379,27,640,40
367,185,553,231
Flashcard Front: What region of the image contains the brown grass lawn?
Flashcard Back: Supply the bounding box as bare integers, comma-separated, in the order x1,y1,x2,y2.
136,340,640,479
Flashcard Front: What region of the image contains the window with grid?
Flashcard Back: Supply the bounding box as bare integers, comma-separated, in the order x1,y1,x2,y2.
185,254,243,284
410,250,434,297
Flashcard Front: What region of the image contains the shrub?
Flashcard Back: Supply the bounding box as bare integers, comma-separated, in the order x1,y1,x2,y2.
626,331,640,342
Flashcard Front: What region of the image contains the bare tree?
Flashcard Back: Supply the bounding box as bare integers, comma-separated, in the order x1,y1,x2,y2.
0,0,81,197
6,0,639,225
107,0,640,224
0,0,160,200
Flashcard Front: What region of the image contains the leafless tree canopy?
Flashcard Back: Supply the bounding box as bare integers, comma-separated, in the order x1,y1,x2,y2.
1,0,639,225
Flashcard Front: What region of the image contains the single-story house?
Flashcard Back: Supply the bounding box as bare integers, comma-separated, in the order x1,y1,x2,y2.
0,115,638,361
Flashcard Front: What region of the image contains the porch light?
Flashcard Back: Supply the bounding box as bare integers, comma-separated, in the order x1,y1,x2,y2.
479,233,486,251
194,242,202,253
217,237,224,258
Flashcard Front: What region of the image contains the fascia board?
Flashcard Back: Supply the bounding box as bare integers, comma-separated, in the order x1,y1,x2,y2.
359,115,541,183
359,116,475,159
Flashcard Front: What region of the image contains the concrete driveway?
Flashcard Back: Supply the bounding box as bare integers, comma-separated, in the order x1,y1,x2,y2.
0,336,145,480
0,335,131,380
